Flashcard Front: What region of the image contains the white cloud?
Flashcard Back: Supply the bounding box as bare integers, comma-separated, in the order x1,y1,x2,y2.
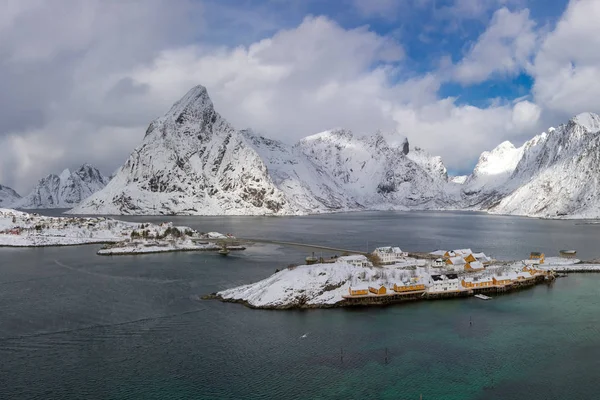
531,0,600,118
127,15,539,174
453,7,537,84
2,0,591,195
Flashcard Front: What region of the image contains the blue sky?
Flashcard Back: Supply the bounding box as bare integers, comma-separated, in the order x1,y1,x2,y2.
1,0,599,190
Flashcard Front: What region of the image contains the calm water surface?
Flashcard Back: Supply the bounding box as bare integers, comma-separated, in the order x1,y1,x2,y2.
2,211,600,399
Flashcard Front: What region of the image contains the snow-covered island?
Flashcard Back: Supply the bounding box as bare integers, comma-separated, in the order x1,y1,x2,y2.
0,208,241,255
212,251,598,309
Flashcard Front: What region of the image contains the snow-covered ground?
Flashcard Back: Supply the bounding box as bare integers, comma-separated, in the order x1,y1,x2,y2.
217,254,598,309
218,261,428,308
0,208,234,252
97,239,244,255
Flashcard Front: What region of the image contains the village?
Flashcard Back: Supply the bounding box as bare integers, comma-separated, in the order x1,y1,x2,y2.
341,246,561,302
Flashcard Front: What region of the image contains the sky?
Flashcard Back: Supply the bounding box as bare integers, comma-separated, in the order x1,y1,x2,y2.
1,0,598,194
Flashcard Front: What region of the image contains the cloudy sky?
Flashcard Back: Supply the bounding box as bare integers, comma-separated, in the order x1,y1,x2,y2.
1,0,598,194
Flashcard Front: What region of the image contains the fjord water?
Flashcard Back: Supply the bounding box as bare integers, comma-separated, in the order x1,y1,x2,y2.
2,211,600,399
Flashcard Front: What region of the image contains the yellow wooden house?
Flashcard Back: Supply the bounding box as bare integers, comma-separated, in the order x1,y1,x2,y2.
369,285,387,295
462,277,494,288
464,261,485,272
529,252,545,264
393,282,426,293
348,287,368,296
464,254,477,263
493,276,512,286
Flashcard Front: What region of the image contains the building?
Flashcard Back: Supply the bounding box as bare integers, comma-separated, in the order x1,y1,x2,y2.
454,249,474,257
530,252,545,264
393,281,426,292
464,254,477,263
473,252,492,263
446,256,467,266
348,286,369,296
465,261,485,271
373,247,408,265
432,258,445,267
492,275,514,286
462,276,494,288
369,285,387,295
559,250,577,259
429,274,461,292
336,255,373,268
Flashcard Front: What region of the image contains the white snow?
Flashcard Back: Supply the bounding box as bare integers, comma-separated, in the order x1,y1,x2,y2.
0,184,21,207
97,239,244,255
0,208,230,250
14,164,109,209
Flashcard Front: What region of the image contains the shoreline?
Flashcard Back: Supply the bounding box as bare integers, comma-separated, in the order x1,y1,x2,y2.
204,275,551,310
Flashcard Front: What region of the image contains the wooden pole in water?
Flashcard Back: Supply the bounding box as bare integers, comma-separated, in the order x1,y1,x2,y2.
385,347,388,364
340,347,344,363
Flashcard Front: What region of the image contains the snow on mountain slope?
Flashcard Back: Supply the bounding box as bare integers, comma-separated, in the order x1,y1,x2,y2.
242,130,362,213
0,184,20,207
295,130,452,209
70,85,292,215
463,141,524,193
14,164,109,209
486,113,600,218
69,85,453,216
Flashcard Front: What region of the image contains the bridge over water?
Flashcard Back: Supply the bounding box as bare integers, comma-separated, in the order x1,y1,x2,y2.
192,237,368,256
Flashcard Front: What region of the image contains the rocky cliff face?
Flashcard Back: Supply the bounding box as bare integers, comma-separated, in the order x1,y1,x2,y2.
70,86,291,215
14,164,109,209
71,85,451,215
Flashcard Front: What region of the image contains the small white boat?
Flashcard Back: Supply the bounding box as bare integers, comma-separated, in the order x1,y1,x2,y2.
474,294,492,300
218,248,230,256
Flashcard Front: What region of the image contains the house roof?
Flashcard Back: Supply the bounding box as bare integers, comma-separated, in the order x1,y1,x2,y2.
530,252,543,256
448,256,466,265
349,285,369,291
454,248,473,256
430,250,447,256
469,261,484,269
337,255,369,262
431,275,444,281
375,246,403,254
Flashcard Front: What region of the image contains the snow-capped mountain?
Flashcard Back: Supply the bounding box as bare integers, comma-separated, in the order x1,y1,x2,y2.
71,85,451,215
461,112,600,218
0,184,20,207
14,164,110,209
70,86,292,215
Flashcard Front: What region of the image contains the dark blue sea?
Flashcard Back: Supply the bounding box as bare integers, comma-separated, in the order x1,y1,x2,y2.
2,211,600,399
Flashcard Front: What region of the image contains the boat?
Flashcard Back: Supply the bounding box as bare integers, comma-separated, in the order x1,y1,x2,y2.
474,294,492,300
218,248,230,256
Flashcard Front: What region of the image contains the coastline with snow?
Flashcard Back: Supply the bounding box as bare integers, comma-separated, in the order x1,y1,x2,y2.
0,208,241,255
208,254,600,310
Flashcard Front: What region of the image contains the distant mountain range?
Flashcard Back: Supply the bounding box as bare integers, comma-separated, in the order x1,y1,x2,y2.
5,84,599,218
9,164,110,209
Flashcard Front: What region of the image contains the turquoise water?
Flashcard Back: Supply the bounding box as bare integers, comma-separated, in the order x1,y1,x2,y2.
2,211,600,399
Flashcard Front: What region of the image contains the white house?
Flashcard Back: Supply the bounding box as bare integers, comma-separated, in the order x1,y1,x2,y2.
373,246,408,265
432,258,445,267
429,274,461,292
336,255,373,268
